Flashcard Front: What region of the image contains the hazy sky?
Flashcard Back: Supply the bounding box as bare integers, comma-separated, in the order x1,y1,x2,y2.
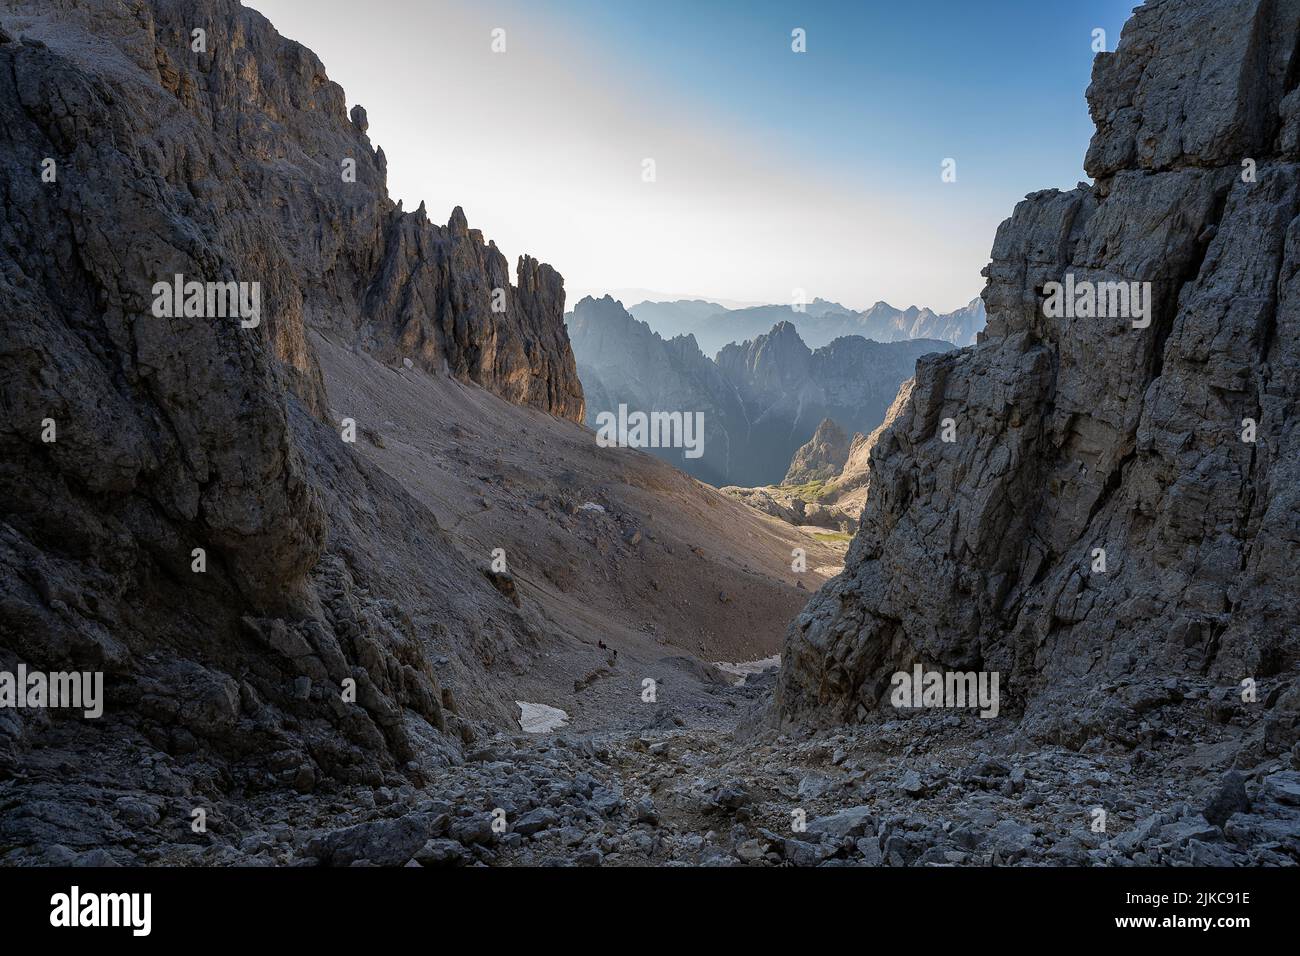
250,0,1135,312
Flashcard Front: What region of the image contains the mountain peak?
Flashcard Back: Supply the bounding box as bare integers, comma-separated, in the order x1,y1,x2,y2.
782,416,852,485
447,204,469,236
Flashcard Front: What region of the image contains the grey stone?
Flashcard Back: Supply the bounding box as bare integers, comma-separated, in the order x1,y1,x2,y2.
514,808,559,837
1157,815,1222,847
900,770,926,796
1261,770,1300,807
806,806,875,842
634,797,660,826
449,815,497,847
854,837,883,865
113,797,160,828
305,816,431,867
1203,770,1250,828
413,839,467,867
711,781,752,811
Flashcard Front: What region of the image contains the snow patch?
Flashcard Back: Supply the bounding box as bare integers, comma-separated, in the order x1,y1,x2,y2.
713,655,780,686
516,701,570,733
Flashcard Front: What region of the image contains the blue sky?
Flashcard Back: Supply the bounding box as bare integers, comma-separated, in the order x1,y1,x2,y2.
555,0,1134,193
253,0,1138,311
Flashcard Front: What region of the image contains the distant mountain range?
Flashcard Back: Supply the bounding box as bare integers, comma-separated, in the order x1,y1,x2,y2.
569,287,763,312
627,295,985,356
567,295,952,487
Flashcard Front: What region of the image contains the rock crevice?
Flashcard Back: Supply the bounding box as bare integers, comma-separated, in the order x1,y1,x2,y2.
777,0,1300,752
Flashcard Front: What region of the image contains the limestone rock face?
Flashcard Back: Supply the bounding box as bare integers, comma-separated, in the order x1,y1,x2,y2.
0,0,579,796
778,0,1300,743
1,0,582,424
1083,0,1300,179
783,419,853,485
364,208,585,422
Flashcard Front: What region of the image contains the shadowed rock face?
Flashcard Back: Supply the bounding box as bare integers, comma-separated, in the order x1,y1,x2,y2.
778,0,1300,746
716,323,952,485
1,0,583,423
0,0,581,792
568,295,749,487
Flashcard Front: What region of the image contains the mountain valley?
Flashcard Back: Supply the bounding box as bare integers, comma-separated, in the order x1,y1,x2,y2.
1,0,1298,874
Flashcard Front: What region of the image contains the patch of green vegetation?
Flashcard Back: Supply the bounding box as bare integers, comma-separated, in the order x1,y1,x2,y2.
811,531,853,544
781,479,831,503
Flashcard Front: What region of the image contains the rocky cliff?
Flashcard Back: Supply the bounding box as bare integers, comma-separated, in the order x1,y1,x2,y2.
778,0,1300,766
783,419,854,485
2,0,582,422
0,0,582,807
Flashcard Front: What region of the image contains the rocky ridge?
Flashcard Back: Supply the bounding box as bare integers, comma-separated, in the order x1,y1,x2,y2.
633,297,985,355
567,295,749,487
570,296,947,487
853,298,987,348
